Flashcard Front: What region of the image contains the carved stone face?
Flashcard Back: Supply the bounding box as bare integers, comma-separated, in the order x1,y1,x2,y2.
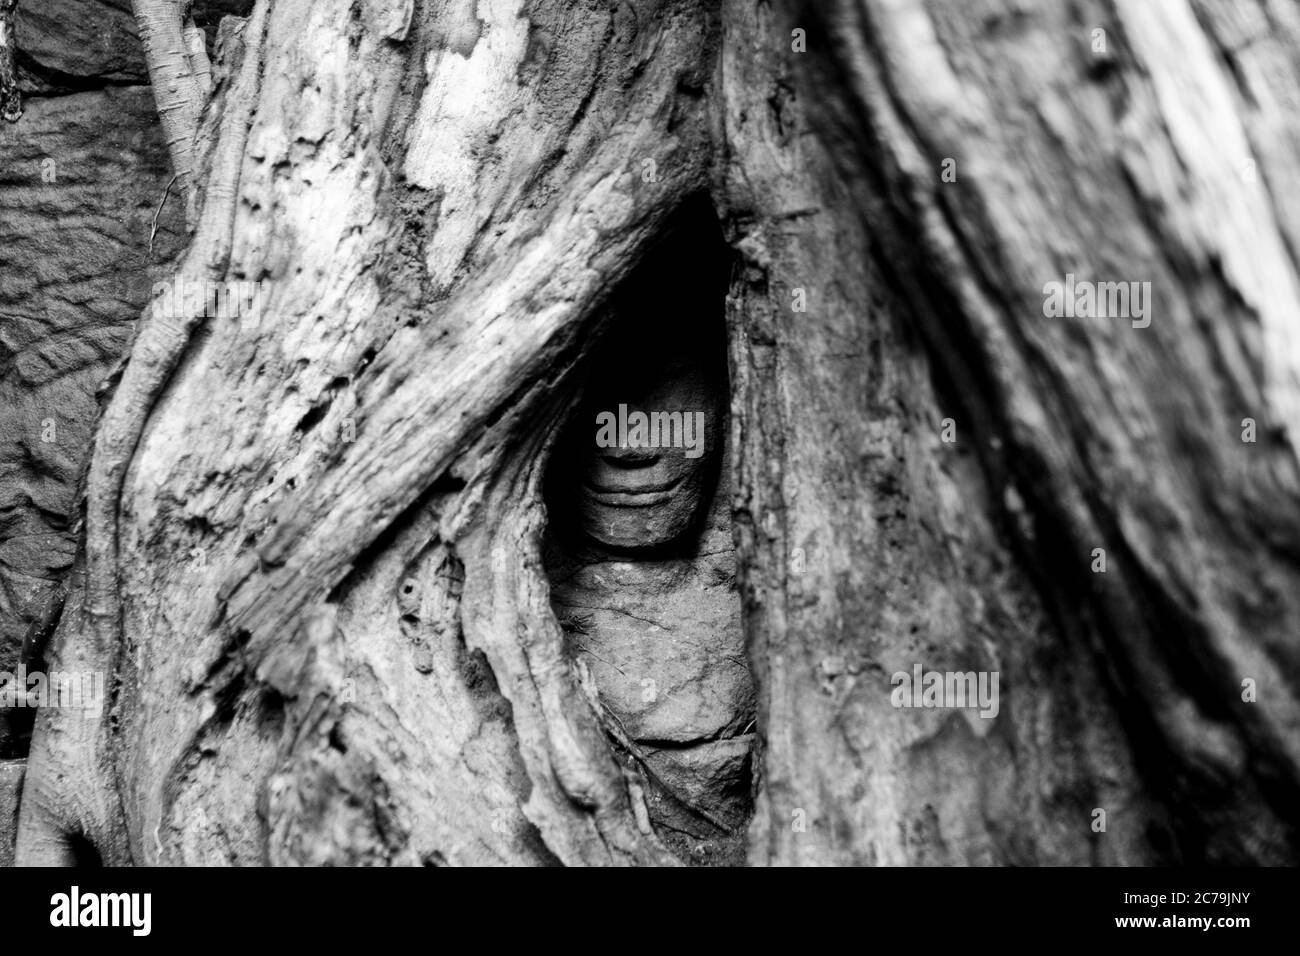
544,215,749,861
566,329,724,552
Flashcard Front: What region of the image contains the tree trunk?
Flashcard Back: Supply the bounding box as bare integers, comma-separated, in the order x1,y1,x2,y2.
10,0,1300,865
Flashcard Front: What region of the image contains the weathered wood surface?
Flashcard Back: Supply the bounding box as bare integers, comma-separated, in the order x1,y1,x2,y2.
10,0,1300,866
730,0,1300,864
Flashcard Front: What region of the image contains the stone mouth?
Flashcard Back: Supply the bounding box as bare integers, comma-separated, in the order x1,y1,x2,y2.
583,474,683,506
633,728,756,753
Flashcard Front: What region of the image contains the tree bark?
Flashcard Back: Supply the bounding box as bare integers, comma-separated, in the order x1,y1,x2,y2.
12,0,1300,865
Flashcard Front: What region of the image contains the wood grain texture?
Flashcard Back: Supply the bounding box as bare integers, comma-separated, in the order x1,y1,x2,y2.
726,0,1300,863
12,0,1300,866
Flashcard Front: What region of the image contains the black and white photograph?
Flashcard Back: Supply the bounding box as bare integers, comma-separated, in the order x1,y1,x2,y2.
0,0,1296,932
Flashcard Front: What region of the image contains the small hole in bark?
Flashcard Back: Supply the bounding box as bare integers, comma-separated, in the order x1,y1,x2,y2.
328,723,348,754
66,832,103,868
429,473,466,495
295,401,330,435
